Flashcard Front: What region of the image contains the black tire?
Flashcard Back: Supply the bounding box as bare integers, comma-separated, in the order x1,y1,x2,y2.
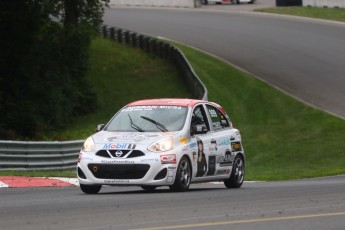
80,184,102,194
224,155,244,188
216,2,222,4
170,156,191,192
141,186,157,191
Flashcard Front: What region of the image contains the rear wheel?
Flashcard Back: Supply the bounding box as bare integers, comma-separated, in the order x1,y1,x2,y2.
224,155,244,188
80,184,102,194
170,156,191,192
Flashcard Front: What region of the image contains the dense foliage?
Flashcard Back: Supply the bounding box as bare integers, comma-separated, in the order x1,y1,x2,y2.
0,0,108,139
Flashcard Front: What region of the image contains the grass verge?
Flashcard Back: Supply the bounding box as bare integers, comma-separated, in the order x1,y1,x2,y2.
256,6,345,22
0,170,76,178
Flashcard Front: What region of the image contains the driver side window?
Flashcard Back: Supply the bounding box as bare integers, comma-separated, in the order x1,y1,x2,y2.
191,105,210,131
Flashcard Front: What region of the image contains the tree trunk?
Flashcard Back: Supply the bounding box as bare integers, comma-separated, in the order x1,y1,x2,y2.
64,0,79,28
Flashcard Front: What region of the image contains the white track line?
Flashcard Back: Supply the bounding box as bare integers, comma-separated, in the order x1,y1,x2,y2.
0,181,9,188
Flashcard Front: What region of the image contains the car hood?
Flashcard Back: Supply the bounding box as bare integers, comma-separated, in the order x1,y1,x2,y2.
92,131,175,145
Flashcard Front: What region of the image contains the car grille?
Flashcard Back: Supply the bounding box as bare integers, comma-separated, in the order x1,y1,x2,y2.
96,150,145,158
88,164,150,179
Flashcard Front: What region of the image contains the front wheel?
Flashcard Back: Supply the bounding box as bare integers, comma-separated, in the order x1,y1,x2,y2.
170,156,191,192
80,184,102,194
224,155,245,188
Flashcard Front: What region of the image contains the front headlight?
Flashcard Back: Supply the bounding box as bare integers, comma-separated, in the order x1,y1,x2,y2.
82,137,95,152
148,137,174,152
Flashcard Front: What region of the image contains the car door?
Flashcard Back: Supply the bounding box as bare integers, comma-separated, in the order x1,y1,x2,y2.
189,104,214,179
204,104,234,178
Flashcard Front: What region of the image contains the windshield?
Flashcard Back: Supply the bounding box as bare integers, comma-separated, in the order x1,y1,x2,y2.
105,105,188,132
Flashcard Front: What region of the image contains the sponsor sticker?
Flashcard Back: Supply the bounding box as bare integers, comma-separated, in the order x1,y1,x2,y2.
159,106,182,110
122,106,182,112
216,169,230,175
231,142,242,151
141,158,159,163
103,143,136,150
217,151,232,167
218,138,230,146
160,154,176,164
167,166,176,182
107,134,147,142
189,142,197,148
122,106,158,111
104,179,130,183
100,160,134,164
208,108,218,118
78,153,93,162
208,146,217,152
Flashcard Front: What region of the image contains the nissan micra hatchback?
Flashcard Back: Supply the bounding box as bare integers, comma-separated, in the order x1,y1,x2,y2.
78,98,245,194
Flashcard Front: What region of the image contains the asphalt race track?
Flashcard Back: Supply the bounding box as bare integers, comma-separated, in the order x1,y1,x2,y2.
1,175,345,230
103,6,345,119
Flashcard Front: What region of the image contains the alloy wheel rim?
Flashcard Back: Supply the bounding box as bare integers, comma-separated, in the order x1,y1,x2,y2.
234,158,244,183
180,159,191,186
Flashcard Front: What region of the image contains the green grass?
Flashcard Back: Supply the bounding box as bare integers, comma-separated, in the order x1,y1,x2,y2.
43,37,191,140
256,7,345,22
0,170,76,177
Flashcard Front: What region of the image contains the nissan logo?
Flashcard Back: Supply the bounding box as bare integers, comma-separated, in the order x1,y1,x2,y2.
115,150,123,157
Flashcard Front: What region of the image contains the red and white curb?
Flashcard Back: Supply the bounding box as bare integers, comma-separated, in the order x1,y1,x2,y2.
0,177,258,189
0,176,79,188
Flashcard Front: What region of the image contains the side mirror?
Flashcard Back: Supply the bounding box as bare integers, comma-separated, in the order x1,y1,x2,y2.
96,124,105,132
191,124,208,135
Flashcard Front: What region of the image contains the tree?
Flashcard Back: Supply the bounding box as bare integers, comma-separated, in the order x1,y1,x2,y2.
0,0,108,139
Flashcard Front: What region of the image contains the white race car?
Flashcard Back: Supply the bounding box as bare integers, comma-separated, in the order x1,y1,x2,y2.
201,0,255,4
77,98,245,194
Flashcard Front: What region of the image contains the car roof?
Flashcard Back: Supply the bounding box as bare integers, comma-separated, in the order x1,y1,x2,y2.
126,98,208,108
